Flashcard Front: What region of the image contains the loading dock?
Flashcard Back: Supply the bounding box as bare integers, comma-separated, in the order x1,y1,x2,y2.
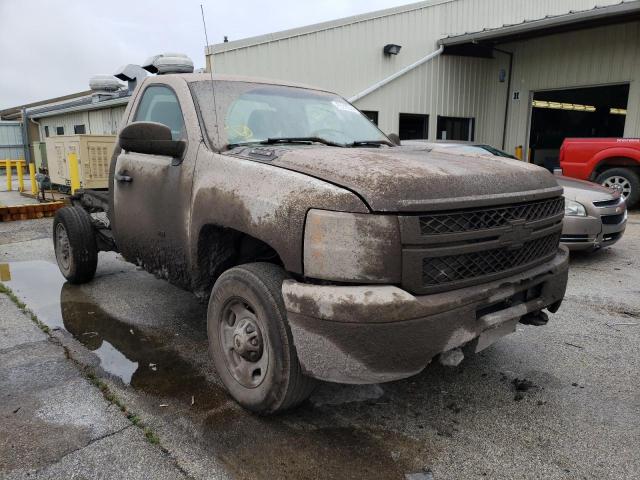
529,83,629,170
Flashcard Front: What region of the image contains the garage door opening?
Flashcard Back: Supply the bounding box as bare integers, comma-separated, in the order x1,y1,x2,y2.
529,83,629,170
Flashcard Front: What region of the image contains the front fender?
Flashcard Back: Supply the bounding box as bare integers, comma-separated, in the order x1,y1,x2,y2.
189,150,368,275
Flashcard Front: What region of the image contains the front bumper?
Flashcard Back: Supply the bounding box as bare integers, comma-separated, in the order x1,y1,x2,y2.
283,247,569,384
561,214,626,251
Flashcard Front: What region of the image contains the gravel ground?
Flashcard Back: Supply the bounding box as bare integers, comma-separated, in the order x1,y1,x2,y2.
0,214,638,479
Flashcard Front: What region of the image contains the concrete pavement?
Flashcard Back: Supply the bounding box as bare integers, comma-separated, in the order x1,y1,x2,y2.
1,214,639,479
0,290,190,479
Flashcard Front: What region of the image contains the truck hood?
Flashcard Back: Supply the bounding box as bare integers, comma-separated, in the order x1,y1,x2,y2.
271,145,562,212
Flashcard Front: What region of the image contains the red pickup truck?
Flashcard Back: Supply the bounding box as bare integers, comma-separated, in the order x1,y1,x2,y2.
559,138,640,208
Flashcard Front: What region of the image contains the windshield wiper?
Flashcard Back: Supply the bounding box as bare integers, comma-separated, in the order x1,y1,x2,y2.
350,140,394,147
262,137,345,147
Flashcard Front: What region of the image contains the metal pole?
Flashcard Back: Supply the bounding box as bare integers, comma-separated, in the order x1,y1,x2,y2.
68,152,80,194
29,162,38,195
17,161,24,192
493,48,514,152
21,108,32,166
5,159,12,191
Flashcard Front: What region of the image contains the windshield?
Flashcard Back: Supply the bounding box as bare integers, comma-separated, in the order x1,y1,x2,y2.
191,80,389,149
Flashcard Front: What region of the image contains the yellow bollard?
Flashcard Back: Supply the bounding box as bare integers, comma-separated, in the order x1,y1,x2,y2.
17,161,24,192
68,152,81,194
5,159,11,191
515,145,523,160
29,162,38,195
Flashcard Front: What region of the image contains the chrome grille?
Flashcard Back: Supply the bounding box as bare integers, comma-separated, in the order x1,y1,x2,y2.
419,197,564,235
421,233,561,287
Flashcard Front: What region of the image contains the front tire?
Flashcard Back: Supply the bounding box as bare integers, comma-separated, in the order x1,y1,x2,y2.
53,206,98,284
596,167,640,208
207,263,316,414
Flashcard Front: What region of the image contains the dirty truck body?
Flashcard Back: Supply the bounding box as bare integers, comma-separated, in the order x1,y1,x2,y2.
55,72,568,413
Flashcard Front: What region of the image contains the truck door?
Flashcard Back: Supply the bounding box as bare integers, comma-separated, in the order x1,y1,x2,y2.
112,83,195,287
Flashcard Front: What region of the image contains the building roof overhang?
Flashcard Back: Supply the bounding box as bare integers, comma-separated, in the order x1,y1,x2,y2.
26,92,131,119
439,1,640,57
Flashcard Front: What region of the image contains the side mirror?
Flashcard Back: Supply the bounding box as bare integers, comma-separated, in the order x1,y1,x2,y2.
387,133,401,146
119,121,186,158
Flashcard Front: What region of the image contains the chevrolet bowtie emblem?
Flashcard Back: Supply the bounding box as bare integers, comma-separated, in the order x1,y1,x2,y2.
500,219,533,249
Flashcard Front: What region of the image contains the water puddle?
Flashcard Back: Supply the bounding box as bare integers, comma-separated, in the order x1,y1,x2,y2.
1,260,433,478
1,260,226,410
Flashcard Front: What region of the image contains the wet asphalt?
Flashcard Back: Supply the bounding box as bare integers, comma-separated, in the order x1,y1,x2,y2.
0,213,639,480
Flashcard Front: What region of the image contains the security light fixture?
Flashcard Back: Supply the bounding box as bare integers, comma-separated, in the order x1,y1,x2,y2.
383,44,402,55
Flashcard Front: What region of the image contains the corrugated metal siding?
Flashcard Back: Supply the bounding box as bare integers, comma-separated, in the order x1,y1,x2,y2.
0,122,24,160
210,0,628,97
38,105,127,139
503,21,640,156
208,0,636,145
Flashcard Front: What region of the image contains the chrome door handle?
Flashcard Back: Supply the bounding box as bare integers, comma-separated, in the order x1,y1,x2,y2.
115,172,132,182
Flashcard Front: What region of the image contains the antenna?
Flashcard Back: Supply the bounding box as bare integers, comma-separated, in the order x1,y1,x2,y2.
200,3,221,148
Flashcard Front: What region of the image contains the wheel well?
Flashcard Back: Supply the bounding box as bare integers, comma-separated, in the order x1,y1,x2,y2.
592,157,640,180
194,224,283,298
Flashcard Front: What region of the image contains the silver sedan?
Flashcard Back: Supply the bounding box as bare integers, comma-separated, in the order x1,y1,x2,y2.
557,176,627,251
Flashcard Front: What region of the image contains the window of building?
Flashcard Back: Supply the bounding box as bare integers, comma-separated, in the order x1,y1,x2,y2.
134,85,185,140
74,124,86,134
44,126,49,137
56,126,64,136
437,116,475,141
361,110,379,125
399,113,429,140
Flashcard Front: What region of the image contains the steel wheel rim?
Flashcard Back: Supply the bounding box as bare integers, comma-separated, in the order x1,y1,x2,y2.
219,297,269,389
55,223,71,272
602,176,631,199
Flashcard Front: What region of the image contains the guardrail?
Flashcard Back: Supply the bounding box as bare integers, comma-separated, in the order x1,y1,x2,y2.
3,153,81,195
3,159,28,193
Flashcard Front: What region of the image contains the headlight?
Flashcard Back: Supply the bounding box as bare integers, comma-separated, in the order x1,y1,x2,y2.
303,209,401,282
564,198,587,216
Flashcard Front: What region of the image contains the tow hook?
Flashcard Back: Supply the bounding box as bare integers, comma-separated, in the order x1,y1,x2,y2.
519,310,549,326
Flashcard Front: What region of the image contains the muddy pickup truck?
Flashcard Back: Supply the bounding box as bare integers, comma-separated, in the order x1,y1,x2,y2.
52,55,568,414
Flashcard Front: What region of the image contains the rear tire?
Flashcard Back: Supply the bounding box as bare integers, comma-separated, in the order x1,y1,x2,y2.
53,206,98,284
207,263,317,414
596,167,640,208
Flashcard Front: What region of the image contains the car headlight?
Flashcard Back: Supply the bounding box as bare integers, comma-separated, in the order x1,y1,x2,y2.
303,209,401,282
564,198,587,216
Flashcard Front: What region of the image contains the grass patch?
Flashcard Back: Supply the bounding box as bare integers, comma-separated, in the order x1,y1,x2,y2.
86,370,160,445
144,427,160,444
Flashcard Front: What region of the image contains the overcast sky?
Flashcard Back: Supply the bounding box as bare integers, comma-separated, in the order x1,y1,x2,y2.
0,0,413,109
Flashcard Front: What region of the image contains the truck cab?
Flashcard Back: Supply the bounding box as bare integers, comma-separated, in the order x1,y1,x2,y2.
53,53,569,414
